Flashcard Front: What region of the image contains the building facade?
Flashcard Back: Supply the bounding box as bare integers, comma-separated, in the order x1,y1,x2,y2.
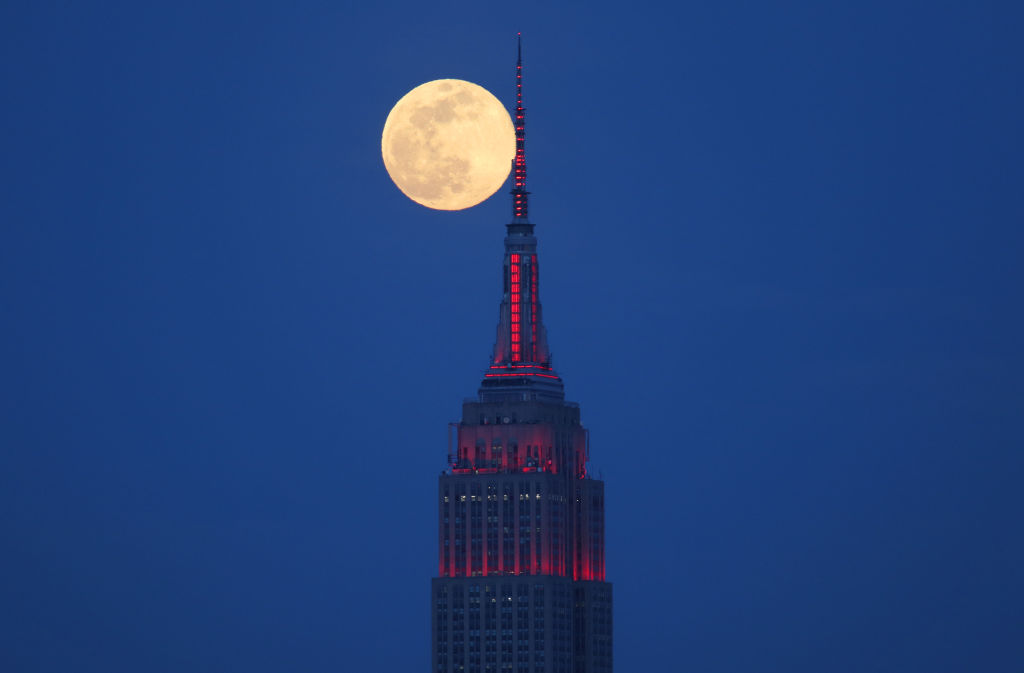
431,40,612,673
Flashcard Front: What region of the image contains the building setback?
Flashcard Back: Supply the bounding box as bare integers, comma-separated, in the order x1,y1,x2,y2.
431,38,613,673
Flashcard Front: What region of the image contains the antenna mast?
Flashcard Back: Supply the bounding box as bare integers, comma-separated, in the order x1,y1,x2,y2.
512,33,529,221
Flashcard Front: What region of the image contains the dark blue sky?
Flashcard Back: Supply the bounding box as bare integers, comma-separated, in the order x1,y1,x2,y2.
2,2,1022,671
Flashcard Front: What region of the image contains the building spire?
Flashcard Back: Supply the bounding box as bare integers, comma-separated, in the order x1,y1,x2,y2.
479,35,564,403
511,32,528,221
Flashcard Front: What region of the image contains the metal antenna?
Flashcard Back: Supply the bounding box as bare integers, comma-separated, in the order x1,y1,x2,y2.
511,33,528,221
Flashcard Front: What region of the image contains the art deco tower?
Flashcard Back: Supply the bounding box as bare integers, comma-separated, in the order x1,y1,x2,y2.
431,39,612,673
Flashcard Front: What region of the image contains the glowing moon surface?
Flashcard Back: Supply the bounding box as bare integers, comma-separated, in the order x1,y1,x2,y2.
382,79,515,211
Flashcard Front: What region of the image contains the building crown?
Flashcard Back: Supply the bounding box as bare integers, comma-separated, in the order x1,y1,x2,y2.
479,35,564,403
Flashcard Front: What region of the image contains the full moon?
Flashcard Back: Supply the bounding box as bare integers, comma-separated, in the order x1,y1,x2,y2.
381,79,515,211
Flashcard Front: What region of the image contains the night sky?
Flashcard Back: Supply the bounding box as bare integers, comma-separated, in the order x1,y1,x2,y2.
2,2,1023,672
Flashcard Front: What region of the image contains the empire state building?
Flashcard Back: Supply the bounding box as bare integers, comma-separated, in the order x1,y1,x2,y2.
431,39,613,673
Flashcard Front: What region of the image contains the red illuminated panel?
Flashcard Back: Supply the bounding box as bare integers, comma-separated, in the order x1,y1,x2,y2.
510,254,521,361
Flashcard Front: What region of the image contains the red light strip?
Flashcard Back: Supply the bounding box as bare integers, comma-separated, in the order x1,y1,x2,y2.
530,254,538,362
510,253,521,361
489,364,551,370
484,372,560,379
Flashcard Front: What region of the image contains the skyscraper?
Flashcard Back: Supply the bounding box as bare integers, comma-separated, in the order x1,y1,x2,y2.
431,39,612,673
